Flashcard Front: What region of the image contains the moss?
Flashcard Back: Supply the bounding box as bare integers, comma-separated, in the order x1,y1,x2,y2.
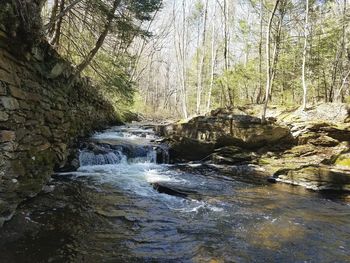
259,158,272,165
25,147,56,170
0,3,18,34
336,159,350,167
335,154,350,167
177,119,189,124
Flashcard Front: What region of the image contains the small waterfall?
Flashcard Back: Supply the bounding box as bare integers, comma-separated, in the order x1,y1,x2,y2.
157,145,170,164
79,151,125,167
128,145,157,164
79,126,170,167
147,148,157,163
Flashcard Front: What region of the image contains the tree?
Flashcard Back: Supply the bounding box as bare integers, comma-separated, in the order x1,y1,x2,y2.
73,0,121,78
302,0,309,110
130,0,350,118
206,1,218,112
262,0,280,123
195,0,209,115
41,0,162,103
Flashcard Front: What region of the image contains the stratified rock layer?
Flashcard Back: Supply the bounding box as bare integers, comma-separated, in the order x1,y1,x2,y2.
158,105,350,192
157,113,292,151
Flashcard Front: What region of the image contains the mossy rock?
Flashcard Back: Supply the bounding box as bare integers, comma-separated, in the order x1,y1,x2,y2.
284,144,316,157
210,146,254,165
335,153,350,168
276,165,350,191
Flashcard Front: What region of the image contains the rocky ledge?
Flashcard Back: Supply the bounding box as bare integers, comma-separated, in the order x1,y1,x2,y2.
156,104,350,192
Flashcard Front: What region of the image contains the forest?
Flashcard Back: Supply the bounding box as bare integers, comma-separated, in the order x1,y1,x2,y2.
41,0,350,120
1,0,350,262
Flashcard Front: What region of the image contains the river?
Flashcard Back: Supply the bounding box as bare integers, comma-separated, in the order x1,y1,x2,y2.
0,125,349,262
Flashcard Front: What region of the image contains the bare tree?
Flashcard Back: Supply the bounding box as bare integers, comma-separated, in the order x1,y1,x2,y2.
206,2,218,112
257,0,264,104
262,0,280,123
180,0,189,118
302,0,309,111
196,0,209,115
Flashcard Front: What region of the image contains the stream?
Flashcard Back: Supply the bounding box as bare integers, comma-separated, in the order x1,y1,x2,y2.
0,125,350,262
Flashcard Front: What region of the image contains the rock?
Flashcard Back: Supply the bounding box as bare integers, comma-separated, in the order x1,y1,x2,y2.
267,177,277,183
152,183,189,198
167,136,215,162
42,184,55,194
335,153,350,168
15,128,29,142
0,130,16,142
309,135,339,147
39,126,52,138
0,68,16,85
318,124,350,142
122,110,142,122
37,143,51,152
32,47,44,61
85,142,110,155
19,100,31,110
0,142,17,152
296,132,319,145
276,165,350,191
9,85,28,100
1,97,19,110
0,80,7,95
12,113,26,123
289,121,350,147
0,111,9,121
49,63,67,78
159,113,293,150
260,140,350,191
278,103,349,123
209,146,255,165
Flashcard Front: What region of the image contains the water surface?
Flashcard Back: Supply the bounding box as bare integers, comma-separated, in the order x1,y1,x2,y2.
0,125,349,263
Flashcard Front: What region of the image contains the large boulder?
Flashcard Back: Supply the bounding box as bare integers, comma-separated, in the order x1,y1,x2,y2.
207,146,256,165
157,114,293,150
165,136,215,162
260,141,350,191
275,165,350,191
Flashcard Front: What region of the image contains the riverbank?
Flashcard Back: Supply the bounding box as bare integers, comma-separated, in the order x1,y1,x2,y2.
156,103,350,192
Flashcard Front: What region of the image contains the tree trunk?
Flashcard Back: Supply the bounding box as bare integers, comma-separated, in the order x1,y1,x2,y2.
335,0,348,102
262,0,280,123
302,0,309,111
73,0,121,79
181,0,188,119
206,3,217,112
223,0,233,106
256,0,264,104
45,0,83,31
47,0,59,37
50,0,65,47
336,69,350,101
196,0,209,115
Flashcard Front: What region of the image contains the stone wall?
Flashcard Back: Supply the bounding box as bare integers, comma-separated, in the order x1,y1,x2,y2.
0,28,118,226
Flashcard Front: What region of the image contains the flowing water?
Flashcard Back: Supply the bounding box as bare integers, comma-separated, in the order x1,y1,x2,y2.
0,125,350,263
